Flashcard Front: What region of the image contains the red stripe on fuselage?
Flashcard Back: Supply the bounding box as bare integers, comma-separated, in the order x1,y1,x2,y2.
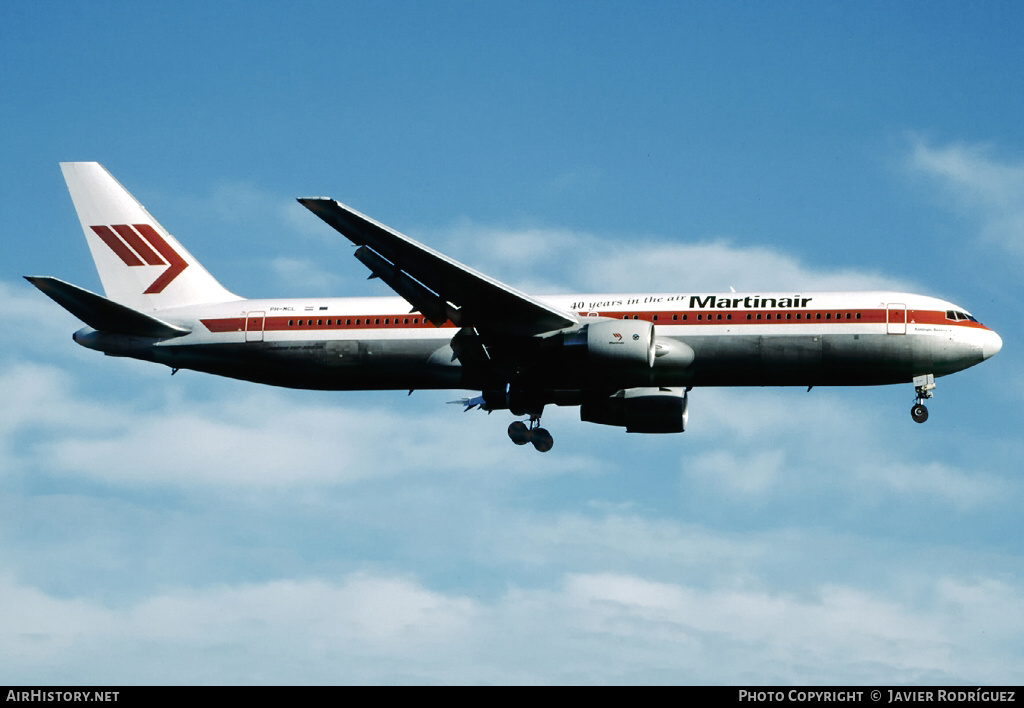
199,307,991,334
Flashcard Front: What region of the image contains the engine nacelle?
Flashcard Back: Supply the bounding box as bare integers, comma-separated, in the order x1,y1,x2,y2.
580,387,689,433
560,318,655,369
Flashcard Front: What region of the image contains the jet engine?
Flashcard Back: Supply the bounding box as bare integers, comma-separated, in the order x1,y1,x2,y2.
539,319,655,386
577,317,655,368
567,319,655,368
580,387,689,433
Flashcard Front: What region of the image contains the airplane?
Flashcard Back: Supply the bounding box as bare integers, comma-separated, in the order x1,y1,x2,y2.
27,162,1003,452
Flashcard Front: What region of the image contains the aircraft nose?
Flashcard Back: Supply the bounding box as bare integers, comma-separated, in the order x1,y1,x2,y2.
983,329,1003,360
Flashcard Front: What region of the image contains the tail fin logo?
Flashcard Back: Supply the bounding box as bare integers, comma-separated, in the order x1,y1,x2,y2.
90,224,188,294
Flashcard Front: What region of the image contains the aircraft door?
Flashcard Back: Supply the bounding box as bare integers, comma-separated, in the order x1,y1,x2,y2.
245,311,266,342
886,303,906,335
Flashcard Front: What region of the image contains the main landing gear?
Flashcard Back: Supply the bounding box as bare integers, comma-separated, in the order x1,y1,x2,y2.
508,416,554,452
911,373,935,424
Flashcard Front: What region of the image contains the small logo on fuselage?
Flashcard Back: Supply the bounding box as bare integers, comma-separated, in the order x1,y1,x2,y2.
90,224,187,294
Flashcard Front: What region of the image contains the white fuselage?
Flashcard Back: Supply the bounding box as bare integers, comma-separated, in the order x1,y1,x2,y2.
73,289,1002,394
42,162,1004,444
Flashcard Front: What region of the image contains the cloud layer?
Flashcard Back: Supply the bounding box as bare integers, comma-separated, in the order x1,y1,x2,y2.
2,147,1019,683
907,136,1024,256
3,565,1021,684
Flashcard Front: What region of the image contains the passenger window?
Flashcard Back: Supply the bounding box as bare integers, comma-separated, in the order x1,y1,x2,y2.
672,314,678,321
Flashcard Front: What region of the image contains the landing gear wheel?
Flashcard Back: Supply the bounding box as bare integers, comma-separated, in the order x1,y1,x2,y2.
911,403,929,424
530,428,554,453
508,421,531,445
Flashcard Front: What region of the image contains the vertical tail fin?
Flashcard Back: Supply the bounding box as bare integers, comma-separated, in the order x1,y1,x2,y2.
60,162,238,311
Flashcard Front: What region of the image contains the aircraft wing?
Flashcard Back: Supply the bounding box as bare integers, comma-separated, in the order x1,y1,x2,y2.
298,198,577,337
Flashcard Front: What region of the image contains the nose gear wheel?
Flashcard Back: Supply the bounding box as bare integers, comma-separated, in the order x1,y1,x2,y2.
911,374,935,424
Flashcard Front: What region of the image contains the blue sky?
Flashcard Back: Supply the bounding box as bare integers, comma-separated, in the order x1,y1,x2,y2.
2,0,1022,685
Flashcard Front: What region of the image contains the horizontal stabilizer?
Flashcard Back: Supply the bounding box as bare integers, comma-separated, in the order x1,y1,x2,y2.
24,276,191,339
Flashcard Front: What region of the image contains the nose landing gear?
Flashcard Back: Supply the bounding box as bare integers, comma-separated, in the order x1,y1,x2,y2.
507,416,554,452
911,374,935,424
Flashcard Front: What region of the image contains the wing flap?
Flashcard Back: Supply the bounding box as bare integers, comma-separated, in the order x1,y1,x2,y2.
25,276,191,339
353,246,454,327
297,198,577,337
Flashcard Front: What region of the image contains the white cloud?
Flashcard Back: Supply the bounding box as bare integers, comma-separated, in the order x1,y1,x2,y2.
682,388,1007,509
33,393,493,487
537,571,1023,683
688,449,786,495
852,460,1006,510
0,365,598,488
0,362,114,476
906,136,1024,255
269,256,349,295
0,279,91,356
429,221,911,295
0,573,481,683
123,574,480,649
2,568,1020,684
576,240,911,293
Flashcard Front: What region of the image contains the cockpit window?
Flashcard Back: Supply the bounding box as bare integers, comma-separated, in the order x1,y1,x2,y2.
946,310,979,322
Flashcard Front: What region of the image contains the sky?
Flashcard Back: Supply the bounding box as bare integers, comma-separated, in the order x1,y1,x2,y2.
1,0,1022,685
